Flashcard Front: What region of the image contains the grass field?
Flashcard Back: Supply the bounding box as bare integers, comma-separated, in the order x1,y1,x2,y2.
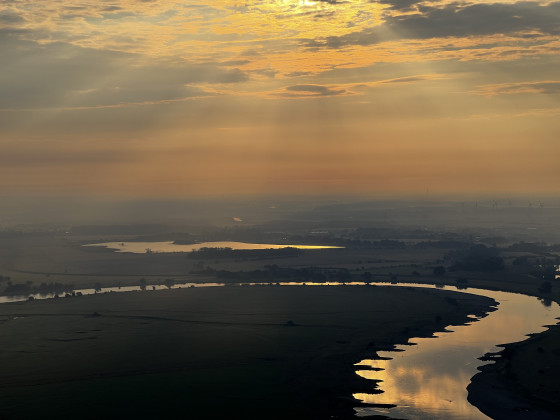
1,231,560,418
0,285,493,419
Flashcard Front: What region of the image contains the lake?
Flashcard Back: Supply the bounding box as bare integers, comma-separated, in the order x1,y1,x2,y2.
83,241,343,253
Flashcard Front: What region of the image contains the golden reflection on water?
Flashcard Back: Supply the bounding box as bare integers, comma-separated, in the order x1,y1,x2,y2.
85,241,343,253
355,358,482,418
352,285,560,419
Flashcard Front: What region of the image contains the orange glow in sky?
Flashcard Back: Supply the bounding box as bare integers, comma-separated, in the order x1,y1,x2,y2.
1,0,559,197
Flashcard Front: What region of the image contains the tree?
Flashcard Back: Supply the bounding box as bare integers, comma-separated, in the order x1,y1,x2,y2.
538,281,552,294
433,266,446,276
449,244,504,272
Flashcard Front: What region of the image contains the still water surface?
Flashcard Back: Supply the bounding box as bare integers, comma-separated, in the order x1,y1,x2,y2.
355,283,560,419
84,241,342,253
1,281,558,419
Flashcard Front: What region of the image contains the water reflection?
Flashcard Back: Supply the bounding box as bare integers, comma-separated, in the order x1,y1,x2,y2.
0,282,225,304
356,365,477,418
540,297,552,307
84,241,342,253
1,280,559,419
1,281,356,303
354,283,560,419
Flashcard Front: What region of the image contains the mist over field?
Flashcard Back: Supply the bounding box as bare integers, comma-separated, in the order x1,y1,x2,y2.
2,195,560,245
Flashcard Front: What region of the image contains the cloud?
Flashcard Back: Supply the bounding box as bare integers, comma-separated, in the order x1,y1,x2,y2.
218,60,252,66
380,75,437,84
376,0,422,11
284,84,347,97
0,36,248,110
310,1,560,48
285,71,313,77
472,81,560,96
255,74,442,99
0,149,131,166
251,68,278,78
0,10,25,25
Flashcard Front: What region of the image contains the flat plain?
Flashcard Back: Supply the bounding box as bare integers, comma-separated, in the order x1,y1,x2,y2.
0,285,493,419
1,207,560,419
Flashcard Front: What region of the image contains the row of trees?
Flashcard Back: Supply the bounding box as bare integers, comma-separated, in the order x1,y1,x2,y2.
445,245,505,272
188,247,302,260
190,265,354,283
2,281,74,296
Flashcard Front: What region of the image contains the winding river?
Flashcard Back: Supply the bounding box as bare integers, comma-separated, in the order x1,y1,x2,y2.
355,283,560,419
1,280,558,419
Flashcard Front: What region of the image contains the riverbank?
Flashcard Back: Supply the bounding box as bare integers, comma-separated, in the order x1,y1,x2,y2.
0,285,494,419
467,322,560,419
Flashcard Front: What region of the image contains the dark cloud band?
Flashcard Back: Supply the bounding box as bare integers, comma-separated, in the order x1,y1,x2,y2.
309,1,560,48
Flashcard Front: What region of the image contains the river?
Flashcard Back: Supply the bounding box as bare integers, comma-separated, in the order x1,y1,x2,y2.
355,283,560,419
1,281,558,419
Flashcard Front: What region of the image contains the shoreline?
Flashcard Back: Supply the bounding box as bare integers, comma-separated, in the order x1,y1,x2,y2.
467,322,560,420
0,285,495,419
292,288,497,419
4,278,559,418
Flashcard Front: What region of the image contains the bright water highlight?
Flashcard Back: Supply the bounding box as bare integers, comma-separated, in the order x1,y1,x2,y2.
354,283,560,419
84,241,342,253
1,281,558,419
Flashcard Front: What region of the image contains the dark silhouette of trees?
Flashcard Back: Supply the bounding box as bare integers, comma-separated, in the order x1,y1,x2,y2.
3,283,32,295
448,245,504,272
189,247,301,260
530,260,558,280
433,266,446,276
538,281,552,294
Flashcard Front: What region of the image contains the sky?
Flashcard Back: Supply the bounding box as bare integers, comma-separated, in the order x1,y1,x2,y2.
1,0,559,198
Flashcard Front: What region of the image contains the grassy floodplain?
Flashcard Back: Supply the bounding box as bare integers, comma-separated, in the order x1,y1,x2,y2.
0,285,494,419
2,210,560,418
